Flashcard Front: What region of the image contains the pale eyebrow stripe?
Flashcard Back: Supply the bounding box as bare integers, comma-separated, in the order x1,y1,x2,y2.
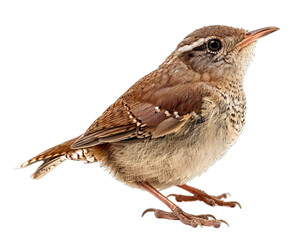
177,38,205,53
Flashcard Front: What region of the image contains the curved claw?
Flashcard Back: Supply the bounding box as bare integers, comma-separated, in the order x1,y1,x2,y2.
141,208,156,217
225,192,231,198
233,201,242,209
219,219,230,227
215,192,231,199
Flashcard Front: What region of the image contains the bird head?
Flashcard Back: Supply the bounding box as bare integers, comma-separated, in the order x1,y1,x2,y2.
175,25,279,79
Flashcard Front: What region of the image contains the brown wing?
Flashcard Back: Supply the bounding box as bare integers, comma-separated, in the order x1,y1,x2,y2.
71,69,211,149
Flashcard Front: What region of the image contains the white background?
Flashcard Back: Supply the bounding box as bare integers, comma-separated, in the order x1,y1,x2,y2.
1,0,299,239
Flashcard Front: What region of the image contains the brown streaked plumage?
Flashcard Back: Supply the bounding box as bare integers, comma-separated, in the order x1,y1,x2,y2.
20,25,279,228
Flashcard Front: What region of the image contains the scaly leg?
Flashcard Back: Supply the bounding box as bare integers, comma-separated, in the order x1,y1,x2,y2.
139,182,228,228
168,184,241,208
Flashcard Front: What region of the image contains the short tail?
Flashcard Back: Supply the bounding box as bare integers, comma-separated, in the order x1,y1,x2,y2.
19,137,108,179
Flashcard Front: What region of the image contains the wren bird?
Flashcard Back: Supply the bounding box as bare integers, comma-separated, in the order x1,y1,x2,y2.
20,25,279,228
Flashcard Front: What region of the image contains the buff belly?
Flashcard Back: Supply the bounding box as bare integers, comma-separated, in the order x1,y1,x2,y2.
104,112,241,190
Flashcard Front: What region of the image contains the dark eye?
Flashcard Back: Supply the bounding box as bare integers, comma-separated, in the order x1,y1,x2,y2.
207,39,222,53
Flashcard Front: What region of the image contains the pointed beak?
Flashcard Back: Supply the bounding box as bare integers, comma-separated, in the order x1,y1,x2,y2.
237,26,279,49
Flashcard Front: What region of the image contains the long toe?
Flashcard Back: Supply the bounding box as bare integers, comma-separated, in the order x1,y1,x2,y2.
175,185,242,208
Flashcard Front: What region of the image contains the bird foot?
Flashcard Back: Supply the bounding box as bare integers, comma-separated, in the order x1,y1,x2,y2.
168,185,241,208
142,206,228,228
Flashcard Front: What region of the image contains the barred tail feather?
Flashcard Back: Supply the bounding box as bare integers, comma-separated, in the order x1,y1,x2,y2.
20,137,77,179
20,137,108,179
31,157,66,179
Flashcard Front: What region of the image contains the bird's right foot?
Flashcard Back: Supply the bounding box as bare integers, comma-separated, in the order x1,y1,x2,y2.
142,206,228,228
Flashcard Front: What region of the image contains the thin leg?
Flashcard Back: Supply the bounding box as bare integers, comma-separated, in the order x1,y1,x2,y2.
168,184,241,208
139,182,228,228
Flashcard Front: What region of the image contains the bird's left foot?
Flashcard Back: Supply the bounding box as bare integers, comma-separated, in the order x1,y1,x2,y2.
168,184,241,208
